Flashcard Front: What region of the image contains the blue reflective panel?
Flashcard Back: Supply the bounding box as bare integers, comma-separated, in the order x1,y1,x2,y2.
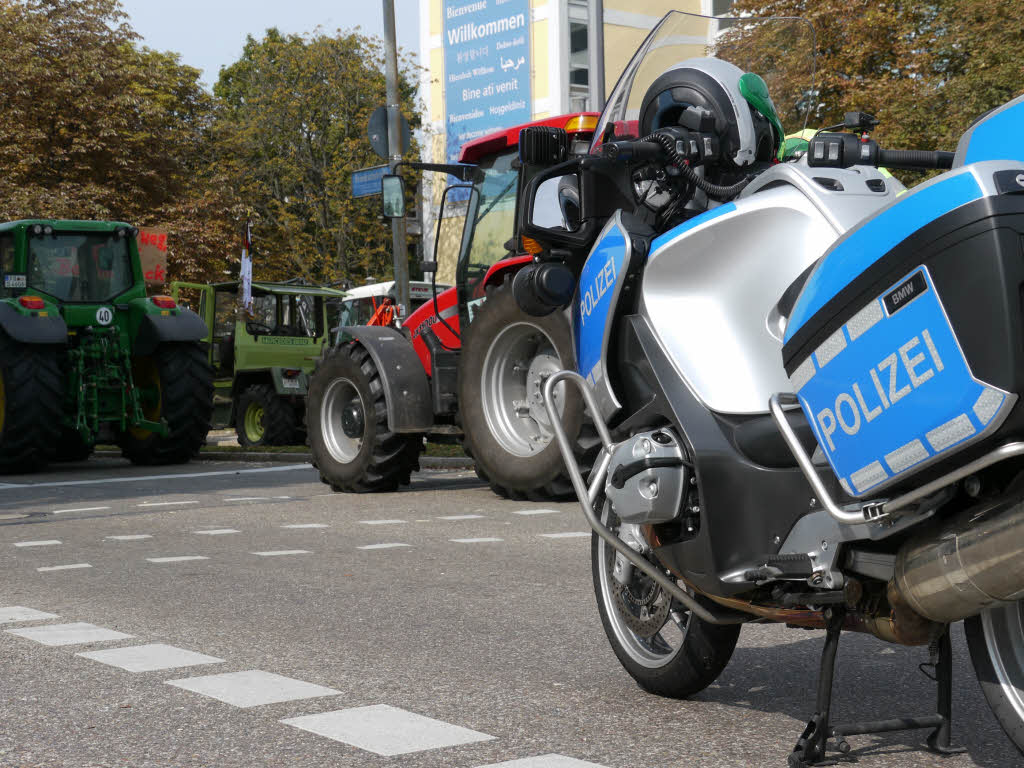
965,98,1024,165
796,267,1004,496
573,226,627,380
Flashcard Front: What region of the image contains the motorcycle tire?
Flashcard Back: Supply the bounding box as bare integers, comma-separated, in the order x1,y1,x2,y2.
591,505,740,698
306,343,422,493
458,278,598,500
965,604,1024,754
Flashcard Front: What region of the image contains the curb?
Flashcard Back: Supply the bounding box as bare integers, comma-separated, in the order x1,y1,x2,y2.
94,450,474,470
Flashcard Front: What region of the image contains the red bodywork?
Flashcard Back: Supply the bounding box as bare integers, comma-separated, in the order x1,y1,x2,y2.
404,113,598,377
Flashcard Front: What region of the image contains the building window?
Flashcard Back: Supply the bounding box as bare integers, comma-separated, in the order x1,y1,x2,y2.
568,0,590,111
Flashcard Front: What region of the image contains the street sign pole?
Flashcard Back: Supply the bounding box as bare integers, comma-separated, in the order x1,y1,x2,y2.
381,0,410,318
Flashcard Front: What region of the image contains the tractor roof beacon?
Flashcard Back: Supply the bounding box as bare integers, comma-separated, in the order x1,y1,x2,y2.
0,219,213,472
170,280,348,448
305,113,600,495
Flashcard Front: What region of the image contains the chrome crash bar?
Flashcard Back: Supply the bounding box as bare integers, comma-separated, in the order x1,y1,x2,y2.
770,392,1024,524
543,370,747,626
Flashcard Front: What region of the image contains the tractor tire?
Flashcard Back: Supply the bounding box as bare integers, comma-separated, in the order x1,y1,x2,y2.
0,332,62,473
458,278,598,500
118,342,213,465
306,344,422,493
236,384,299,446
54,428,94,462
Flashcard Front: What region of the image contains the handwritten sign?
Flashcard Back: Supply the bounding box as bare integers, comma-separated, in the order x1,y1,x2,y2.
443,0,531,175
136,227,168,286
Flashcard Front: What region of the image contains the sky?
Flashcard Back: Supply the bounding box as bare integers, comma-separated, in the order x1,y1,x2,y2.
120,0,420,88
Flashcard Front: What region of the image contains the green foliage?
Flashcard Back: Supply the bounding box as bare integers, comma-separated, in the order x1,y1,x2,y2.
211,28,422,285
727,0,1024,155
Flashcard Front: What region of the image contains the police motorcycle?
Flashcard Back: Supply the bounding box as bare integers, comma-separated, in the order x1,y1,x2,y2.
510,10,1024,766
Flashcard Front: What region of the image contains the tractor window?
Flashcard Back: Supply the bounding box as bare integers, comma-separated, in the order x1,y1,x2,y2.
291,295,321,338
27,232,133,302
214,290,236,337
0,235,16,298
339,297,378,326
464,149,519,278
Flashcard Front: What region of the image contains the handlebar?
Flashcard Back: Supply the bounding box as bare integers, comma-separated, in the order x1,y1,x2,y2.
808,133,954,171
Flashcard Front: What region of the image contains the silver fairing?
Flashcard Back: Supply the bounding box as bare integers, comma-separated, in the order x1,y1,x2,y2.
639,162,900,415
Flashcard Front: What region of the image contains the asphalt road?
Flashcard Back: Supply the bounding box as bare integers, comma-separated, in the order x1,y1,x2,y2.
0,457,1019,768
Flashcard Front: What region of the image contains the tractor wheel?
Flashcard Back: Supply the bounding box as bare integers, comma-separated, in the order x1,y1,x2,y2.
306,344,422,493
236,384,299,446
54,428,94,462
0,332,62,473
118,342,213,465
458,278,599,500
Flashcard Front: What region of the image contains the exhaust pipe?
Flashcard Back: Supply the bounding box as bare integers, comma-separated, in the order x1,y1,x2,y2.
894,495,1024,623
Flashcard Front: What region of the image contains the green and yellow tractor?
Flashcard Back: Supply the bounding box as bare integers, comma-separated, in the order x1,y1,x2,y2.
0,220,213,472
171,280,348,446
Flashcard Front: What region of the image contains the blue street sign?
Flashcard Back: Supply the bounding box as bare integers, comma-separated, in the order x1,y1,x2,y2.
351,165,389,198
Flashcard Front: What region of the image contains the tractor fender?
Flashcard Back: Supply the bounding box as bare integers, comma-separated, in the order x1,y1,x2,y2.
0,301,67,344
339,326,432,433
133,308,209,356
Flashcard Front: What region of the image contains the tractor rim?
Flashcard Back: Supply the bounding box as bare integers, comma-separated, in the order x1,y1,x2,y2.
244,401,265,443
481,321,564,458
322,377,364,463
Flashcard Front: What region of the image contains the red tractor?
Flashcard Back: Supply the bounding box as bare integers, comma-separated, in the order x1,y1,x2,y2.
306,113,598,497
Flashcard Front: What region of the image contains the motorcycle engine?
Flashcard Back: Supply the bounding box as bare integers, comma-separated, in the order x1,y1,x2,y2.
605,428,688,524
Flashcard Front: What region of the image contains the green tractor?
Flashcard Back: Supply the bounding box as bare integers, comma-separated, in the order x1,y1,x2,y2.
170,280,348,447
0,220,214,472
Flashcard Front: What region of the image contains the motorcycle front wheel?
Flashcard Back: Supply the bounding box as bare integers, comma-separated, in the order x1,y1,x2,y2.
592,505,740,698
965,601,1024,754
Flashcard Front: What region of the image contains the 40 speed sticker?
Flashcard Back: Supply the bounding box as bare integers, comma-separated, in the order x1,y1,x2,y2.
95,307,114,325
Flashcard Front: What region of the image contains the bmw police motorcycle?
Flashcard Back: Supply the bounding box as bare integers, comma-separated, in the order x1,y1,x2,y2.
510,10,1024,765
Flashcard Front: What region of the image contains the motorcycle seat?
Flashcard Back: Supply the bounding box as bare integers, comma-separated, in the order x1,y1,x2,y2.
731,410,817,469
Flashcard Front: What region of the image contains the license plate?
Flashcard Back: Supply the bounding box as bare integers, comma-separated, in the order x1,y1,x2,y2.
795,266,1011,496
281,377,301,389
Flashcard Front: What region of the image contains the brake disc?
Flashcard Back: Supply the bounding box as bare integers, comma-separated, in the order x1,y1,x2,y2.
612,570,672,638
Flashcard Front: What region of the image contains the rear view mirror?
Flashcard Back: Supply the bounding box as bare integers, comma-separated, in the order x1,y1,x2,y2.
381,175,406,218
531,174,580,232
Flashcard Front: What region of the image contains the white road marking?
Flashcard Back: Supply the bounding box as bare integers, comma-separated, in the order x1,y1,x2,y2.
15,464,312,489
6,622,132,646
511,509,561,516
281,704,495,756
274,496,292,499
14,540,61,547
437,514,484,520
540,532,591,539
359,519,406,525
138,500,199,508
106,535,152,541
475,756,610,768
146,556,209,563
165,670,340,708
415,519,431,522
357,543,410,550
450,538,503,544
77,643,224,672
53,506,110,514
223,497,269,502
251,550,310,557
280,524,329,529
37,563,92,572
193,529,240,535
0,607,59,623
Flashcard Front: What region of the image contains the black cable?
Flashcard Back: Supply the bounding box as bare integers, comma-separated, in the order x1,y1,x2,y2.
644,132,753,200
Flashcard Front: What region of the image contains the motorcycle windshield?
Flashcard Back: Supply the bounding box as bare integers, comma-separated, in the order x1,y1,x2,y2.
591,11,816,150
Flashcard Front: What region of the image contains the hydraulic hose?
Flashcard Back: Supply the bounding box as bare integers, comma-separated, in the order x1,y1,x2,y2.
644,132,753,200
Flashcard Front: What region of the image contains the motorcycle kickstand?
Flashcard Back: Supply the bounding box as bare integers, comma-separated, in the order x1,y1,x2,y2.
789,608,845,768
925,629,967,756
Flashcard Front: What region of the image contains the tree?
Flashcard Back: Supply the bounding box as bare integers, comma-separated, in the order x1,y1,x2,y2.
212,29,422,285
723,0,1024,154
0,0,236,281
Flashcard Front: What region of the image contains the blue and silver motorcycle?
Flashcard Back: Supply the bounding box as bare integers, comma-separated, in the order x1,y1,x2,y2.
511,11,1024,765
